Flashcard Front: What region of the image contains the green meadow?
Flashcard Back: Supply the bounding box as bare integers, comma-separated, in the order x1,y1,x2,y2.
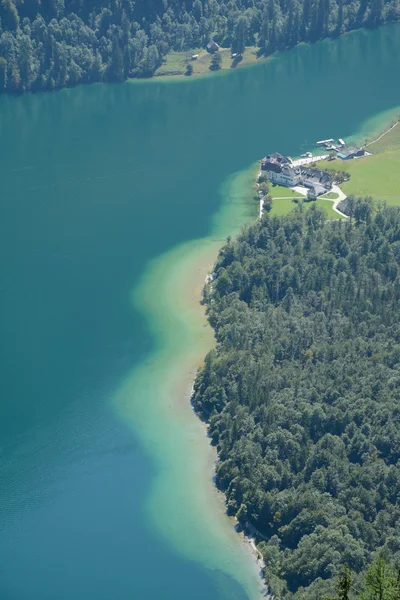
318,149,400,206
155,46,262,78
269,182,342,219
270,196,342,219
367,122,400,153
320,191,339,200
269,184,304,198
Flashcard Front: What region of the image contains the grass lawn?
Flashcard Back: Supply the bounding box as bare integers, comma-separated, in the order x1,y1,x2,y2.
366,122,400,154
270,197,342,219
154,46,262,78
270,184,305,199
320,191,339,200
270,197,296,215
318,150,400,206
316,199,343,219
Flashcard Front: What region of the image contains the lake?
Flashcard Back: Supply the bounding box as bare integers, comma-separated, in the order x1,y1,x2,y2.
1,23,400,600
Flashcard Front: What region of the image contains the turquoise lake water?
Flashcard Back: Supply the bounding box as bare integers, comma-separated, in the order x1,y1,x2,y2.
1,23,400,600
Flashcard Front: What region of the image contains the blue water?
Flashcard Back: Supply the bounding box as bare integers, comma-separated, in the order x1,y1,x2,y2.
1,23,400,600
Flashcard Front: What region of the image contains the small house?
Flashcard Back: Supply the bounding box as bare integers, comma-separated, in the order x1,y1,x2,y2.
207,40,220,53
337,146,365,160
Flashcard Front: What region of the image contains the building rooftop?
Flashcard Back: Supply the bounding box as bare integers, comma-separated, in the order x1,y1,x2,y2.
282,166,300,175
301,167,330,184
308,183,327,197
265,152,289,163
338,145,364,158
345,146,360,153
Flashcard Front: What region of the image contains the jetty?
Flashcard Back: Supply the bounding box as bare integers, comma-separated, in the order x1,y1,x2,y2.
314,137,367,159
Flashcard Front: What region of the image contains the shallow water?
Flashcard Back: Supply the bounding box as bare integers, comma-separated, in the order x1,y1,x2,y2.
1,23,400,600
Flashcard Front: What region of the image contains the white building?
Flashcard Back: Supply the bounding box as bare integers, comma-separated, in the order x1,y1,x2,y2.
269,167,302,187
269,165,332,197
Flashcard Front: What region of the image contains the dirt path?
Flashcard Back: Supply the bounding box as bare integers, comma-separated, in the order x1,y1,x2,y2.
329,184,348,217
365,120,399,148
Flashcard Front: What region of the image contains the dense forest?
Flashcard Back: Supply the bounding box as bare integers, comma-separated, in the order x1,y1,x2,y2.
0,0,398,92
192,202,400,599
330,558,400,600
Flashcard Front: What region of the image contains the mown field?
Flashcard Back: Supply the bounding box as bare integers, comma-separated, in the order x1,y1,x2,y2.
269,184,304,198
269,196,342,219
366,121,400,153
268,183,342,219
155,46,262,78
318,149,400,206
320,191,339,199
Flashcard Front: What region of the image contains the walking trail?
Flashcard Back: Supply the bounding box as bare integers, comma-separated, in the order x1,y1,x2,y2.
327,184,348,218
365,119,399,147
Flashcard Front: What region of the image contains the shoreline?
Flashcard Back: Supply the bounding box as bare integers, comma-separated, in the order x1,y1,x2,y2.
111,105,400,598
349,105,400,148
127,55,271,86
152,49,272,83
131,24,395,86
113,165,265,599
190,382,268,579
115,240,266,599
364,118,400,147
189,106,400,587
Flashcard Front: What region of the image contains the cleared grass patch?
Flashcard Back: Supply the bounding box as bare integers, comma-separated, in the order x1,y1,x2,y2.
318,150,400,206
270,197,295,215
270,197,342,219
270,184,305,198
367,122,400,153
320,191,339,200
155,46,261,78
316,199,342,219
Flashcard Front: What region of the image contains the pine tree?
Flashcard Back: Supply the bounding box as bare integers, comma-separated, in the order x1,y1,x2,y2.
11,63,20,91
261,14,270,52
210,51,222,70
337,565,352,600
336,0,343,34
108,37,124,81
369,0,384,25
0,57,7,90
232,15,247,55
360,557,398,600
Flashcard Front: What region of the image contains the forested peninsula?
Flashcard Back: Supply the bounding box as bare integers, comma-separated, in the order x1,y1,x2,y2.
192,203,400,599
0,0,398,93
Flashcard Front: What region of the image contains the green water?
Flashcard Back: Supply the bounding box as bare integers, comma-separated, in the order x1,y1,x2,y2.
1,23,400,600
